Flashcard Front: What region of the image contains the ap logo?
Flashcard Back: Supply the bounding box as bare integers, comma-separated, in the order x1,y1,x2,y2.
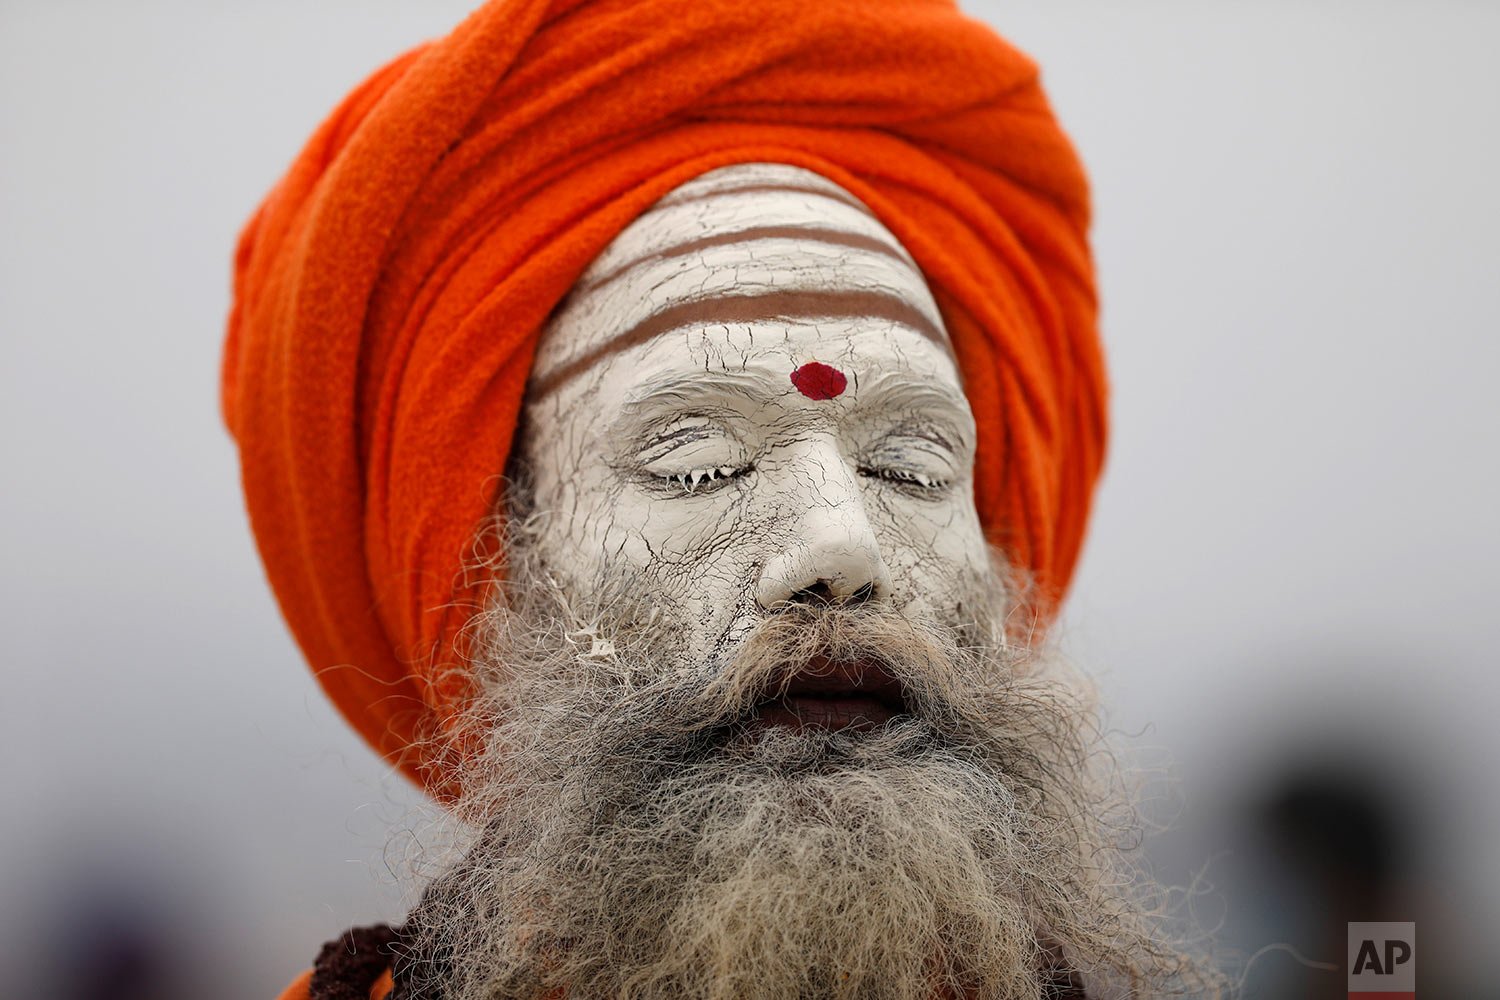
1348,922,1415,999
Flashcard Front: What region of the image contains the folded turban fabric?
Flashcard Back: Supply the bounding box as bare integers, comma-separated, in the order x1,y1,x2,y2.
222,0,1105,795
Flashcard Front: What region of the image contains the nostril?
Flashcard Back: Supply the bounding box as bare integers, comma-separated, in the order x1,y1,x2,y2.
756,540,894,613
790,580,837,606
786,579,877,608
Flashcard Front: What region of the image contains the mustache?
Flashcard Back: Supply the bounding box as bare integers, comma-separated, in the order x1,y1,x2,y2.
537,598,1073,799
621,601,984,736
458,540,1089,808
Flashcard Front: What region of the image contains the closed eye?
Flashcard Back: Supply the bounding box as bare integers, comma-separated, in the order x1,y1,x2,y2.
858,465,948,491
656,464,753,494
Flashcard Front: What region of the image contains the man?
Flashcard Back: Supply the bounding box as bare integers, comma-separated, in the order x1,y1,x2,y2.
224,1,1223,996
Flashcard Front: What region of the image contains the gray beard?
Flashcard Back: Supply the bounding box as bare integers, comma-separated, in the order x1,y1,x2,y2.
394,536,1223,999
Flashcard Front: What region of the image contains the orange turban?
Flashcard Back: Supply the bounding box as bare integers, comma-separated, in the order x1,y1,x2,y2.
223,0,1105,794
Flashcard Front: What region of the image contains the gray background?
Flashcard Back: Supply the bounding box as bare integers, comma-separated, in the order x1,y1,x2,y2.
3,2,1495,997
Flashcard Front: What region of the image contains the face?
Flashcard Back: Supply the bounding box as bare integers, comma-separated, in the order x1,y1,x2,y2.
397,164,1219,1000
516,162,992,679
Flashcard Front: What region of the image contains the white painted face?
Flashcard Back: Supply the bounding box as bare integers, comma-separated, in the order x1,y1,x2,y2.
516,163,991,665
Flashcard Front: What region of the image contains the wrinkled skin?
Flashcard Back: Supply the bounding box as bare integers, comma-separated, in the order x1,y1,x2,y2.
516,163,992,669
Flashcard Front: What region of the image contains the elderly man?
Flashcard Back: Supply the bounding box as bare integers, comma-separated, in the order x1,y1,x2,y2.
224,1,1222,997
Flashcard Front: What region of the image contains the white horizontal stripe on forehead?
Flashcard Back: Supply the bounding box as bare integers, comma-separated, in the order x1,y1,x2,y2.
573,222,916,299
650,161,878,217
531,164,948,393
576,189,920,290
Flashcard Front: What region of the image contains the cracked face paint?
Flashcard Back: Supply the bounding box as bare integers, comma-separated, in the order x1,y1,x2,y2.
516,162,990,668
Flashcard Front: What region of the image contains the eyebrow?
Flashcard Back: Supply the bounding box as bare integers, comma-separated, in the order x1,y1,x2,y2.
529,287,950,398
608,368,976,457
854,379,976,453
606,372,777,451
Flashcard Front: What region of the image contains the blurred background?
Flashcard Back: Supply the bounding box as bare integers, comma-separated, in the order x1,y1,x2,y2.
2,1,1495,997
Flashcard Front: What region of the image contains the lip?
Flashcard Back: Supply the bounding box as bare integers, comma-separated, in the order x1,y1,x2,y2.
750,655,908,733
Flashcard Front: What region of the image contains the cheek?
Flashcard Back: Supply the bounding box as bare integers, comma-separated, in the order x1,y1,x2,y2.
597,492,768,660
868,491,989,616
612,488,768,599
536,466,764,629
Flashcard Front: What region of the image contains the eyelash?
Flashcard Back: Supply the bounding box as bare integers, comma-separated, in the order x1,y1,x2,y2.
859,466,949,491
655,465,751,493
652,463,947,496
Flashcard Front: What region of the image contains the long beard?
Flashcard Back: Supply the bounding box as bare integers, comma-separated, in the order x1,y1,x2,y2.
397,535,1223,999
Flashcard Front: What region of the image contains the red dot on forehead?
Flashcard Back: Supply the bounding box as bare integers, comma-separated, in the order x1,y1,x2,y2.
789,362,847,400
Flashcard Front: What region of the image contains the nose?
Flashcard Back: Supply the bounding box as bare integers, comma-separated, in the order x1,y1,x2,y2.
755,448,894,612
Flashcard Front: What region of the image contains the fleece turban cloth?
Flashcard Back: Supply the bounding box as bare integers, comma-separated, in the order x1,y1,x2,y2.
222,0,1105,794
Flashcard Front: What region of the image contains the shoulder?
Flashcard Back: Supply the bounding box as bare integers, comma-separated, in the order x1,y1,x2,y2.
278,921,400,1000
276,965,394,1000
274,968,312,1000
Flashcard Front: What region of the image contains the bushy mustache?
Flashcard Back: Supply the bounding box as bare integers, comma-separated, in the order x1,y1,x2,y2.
466,587,1070,801
599,601,989,735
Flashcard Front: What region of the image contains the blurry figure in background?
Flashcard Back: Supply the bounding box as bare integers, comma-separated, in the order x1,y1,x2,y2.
1218,732,1466,1000
1257,764,1409,985
18,844,199,1000
50,885,171,1000
222,0,1227,997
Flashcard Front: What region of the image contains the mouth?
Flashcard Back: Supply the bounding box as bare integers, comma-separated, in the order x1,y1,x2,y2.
749,654,910,733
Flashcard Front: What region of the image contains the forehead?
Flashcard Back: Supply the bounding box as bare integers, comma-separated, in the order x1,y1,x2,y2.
529,163,958,399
